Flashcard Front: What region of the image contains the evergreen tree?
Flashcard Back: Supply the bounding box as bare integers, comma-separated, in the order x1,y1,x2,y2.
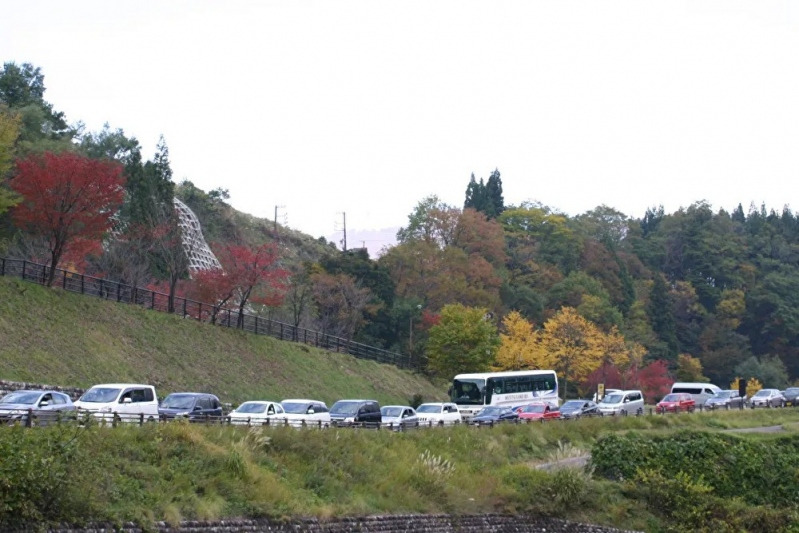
464,173,488,213
648,274,679,359
485,168,504,219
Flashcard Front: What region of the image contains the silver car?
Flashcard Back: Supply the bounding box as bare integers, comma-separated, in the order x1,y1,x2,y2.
749,389,785,408
0,390,76,425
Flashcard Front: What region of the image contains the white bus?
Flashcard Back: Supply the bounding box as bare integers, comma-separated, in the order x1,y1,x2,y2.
449,370,559,418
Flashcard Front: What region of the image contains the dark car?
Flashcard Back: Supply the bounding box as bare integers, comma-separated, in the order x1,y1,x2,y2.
782,387,799,407
0,390,76,425
704,389,745,410
559,399,599,419
158,392,223,421
329,399,382,427
470,406,519,425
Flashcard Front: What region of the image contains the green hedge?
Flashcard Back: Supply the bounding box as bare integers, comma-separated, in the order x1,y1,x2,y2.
591,430,799,507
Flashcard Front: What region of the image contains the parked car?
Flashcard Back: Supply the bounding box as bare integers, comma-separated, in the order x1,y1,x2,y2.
670,382,722,407
228,401,286,425
781,387,799,407
415,402,462,426
597,390,645,416
749,389,786,408
704,389,745,410
517,402,560,421
656,393,696,413
380,405,419,430
329,399,381,427
0,390,76,425
469,406,519,425
558,399,599,419
74,383,158,423
280,399,331,427
158,392,223,421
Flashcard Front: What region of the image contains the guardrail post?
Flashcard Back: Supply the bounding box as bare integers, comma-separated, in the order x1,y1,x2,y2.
81,274,85,294
1,257,4,276
139,413,144,426
112,413,118,428
63,270,67,289
255,316,258,335
26,408,33,428
22,260,26,280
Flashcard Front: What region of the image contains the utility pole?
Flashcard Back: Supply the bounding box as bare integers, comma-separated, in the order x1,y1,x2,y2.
341,212,347,251
274,205,285,237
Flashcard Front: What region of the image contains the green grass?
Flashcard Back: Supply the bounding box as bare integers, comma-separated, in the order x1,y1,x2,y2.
5,409,799,531
0,276,445,405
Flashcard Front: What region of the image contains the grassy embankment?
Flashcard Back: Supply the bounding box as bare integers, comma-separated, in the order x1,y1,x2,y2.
3,408,799,531
0,276,444,405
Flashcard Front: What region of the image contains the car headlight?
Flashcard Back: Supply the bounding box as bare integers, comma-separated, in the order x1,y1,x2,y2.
99,407,113,413
344,417,355,423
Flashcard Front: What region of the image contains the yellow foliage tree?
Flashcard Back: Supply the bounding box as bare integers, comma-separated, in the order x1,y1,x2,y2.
494,311,543,371
729,377,743,391
746,377,763,398
536,307,604,399
675,354,708,382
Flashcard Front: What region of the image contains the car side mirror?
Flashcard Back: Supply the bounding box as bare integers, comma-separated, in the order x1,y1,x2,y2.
39,400,49,407
122,397,132,404
194,406,202,411
308,409,315,414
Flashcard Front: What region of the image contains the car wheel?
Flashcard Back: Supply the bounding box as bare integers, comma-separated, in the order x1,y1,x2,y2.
637,407,643,416
620,409,627,416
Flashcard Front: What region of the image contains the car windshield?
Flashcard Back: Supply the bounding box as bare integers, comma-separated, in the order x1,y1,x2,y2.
381,407,404,417
161,394,197,409
601,394,623,404
0,391,41,405
235,402,267,414
330,401,360,416
753,390,770,397
561,401,584,410
521,404,546,413
714,391,732,398
281,402,312,414
477,406,503,416
784,388,799,395
79,387,121,403
416,404,442,414
661,394,680,402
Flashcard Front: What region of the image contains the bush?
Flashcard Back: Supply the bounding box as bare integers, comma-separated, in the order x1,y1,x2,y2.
0,424,98,528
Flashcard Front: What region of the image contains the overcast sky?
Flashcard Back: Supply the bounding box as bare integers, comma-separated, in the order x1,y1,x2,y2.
3,1,798,254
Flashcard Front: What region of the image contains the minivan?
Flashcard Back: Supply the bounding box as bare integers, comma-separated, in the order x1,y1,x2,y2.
158,392,223,420
329,399,381,426
670,382,721,406
74,383,159,422
597,389,645,416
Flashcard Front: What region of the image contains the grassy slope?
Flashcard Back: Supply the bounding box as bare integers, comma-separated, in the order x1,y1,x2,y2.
0,276,444,405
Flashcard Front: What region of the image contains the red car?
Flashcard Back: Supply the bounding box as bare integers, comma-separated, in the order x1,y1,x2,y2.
656,393,696,413
516,403,560,421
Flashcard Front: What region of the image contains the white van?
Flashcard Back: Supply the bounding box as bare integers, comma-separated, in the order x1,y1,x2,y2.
597,389,645,416
670,382,721,407
74,383,159,423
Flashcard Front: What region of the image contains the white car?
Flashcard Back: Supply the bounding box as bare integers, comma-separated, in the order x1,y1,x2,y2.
416,402,462,426
73,383,158,423
280,399,331,428
380,405,419,430
228,401,286,426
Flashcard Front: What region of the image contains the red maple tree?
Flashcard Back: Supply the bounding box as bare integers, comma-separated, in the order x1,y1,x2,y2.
190,243,289,327
11,151,125,286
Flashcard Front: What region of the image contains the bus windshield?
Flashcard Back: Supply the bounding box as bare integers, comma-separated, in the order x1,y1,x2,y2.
450,379,485,405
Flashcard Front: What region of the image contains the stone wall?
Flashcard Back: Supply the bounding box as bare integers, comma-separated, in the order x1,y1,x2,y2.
0,378,84,400
51,515,641,532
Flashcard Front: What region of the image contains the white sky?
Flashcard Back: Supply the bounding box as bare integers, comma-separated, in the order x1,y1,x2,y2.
3,1,798,252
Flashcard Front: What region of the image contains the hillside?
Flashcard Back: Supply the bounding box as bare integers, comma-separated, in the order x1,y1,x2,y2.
0,276,445,405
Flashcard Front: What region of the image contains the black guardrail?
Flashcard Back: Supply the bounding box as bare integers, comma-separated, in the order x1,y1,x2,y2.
0,257,418,370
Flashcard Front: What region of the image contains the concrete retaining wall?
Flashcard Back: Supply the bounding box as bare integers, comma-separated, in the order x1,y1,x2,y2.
0,378,85,400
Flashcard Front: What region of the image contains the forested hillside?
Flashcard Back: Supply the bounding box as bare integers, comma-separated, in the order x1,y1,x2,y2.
1,61,797,399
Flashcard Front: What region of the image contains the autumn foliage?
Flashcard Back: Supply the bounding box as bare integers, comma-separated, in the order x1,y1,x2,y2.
11,151,124,285
190,243,289,327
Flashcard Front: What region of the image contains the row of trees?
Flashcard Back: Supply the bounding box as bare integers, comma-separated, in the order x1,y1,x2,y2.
2,61,797,399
